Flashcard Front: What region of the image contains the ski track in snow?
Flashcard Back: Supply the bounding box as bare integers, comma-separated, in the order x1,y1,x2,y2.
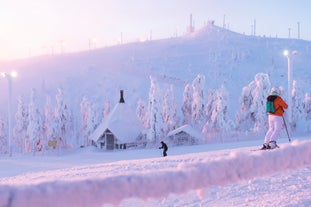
0,140,310,207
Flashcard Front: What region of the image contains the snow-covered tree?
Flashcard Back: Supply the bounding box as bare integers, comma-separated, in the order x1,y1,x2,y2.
251,73,271,131
0,117,7,154
203,85,234,141
55,88,72,148
44,95,58,150
80,96,97,146
103,101,111,118
13,95,29,153
147,76,165,145
27,89,44,153
236,73,270,132
291,80,304,131
162,85,178,135
181,83,192,125
136,99,148,128
191,74,206,130
303,92,311,132
92,102,104,130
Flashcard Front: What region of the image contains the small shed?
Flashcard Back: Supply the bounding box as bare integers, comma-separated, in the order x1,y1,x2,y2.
90,90,144,150
167,124,202,145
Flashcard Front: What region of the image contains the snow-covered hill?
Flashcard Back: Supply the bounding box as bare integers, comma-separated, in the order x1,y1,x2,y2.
0,138,310,207
1,23,311,120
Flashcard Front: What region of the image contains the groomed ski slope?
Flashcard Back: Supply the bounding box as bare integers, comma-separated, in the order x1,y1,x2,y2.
0,139,310,207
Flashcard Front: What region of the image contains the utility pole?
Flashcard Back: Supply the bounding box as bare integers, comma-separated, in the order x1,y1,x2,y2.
288,28,291,39
297,22,300,39
223,14,226,29
254,19,256,36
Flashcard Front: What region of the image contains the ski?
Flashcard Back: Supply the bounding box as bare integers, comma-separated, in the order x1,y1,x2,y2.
251,145,280,151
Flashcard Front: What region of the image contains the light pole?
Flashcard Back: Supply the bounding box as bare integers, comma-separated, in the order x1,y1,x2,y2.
1,71,17,156
283,50,297,131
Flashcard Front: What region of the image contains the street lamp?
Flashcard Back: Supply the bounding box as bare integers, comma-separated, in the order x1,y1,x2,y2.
1,71,17,156
283,50,297,130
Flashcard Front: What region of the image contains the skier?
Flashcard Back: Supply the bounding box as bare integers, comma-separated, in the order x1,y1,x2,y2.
261,87,288,150
159,141,168,157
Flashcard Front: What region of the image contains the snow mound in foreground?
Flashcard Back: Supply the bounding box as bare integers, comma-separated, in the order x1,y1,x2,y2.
0,140,310,207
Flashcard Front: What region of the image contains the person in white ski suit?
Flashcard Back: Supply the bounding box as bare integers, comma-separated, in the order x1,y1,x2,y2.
262,87,288,150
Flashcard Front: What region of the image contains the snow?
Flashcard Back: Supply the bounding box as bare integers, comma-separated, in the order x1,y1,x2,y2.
0,24,311,206
0,137,310,207
90,101,144,144
167,124,202,139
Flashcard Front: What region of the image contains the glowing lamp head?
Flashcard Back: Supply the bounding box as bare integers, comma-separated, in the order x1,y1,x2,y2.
10,71,17,78
283,50,289,57
0,71,17,78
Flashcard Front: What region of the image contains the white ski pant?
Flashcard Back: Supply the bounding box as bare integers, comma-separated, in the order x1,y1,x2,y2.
264,115,283,144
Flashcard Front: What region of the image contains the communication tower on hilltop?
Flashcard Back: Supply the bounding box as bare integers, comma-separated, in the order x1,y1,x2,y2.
187,14,194,33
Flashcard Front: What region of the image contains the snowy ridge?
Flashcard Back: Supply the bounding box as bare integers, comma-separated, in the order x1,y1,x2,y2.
0,140,310,207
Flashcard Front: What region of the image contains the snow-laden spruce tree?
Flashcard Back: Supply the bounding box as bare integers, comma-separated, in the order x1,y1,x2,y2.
13,95,29,153
181,83,193,125
44,95,58,149
136,99,149,128
55,88,72,149
291,80,304,131
236,73,270,132
191,74,206,130
303,92,311,132
103,101,111,119
0,117,7,154
27,89,44,153
147,76,165,145
91,102,104,130
162,85,178,135
80,96,95,146
202,85,234,142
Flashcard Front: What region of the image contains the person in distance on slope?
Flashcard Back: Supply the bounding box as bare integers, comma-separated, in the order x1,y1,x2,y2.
159,141,168,157
261,87,288,150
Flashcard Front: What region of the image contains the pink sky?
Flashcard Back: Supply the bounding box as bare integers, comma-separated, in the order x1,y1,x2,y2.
0,0,310,60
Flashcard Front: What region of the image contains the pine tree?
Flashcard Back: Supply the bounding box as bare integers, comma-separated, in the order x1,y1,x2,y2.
148,76,165,145
80,96,96,146
136,99,148,128
291,80,304,131
236,73,270,132
251,73,271,132
103,101,111,118
191,74,206,130
13,95,29,153
91,102,103,131
181,83,192,125
44,95,58,150
27,89,44,153
303,92,311,132
162,85,178,135
55,88,72,149
236,86,254,131
0,117,7,154
202,85,234,142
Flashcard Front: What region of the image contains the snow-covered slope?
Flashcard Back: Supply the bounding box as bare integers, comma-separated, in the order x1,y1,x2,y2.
0,139,310,207
1,24,311,120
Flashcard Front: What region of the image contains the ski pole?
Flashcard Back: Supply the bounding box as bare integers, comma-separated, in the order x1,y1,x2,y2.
282,115,291,142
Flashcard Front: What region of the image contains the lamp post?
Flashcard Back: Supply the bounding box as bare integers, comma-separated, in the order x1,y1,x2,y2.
1,71,17,156
283,50,297,130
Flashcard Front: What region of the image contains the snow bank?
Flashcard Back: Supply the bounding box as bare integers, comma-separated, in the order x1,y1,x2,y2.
0,140,310,207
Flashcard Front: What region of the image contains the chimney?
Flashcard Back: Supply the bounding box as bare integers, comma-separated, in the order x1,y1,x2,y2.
119,90,125,103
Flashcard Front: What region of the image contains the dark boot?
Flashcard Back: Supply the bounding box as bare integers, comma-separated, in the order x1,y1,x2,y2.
260,143,270,150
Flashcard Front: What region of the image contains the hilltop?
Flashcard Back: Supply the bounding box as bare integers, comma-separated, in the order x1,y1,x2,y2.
1,23,311,126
